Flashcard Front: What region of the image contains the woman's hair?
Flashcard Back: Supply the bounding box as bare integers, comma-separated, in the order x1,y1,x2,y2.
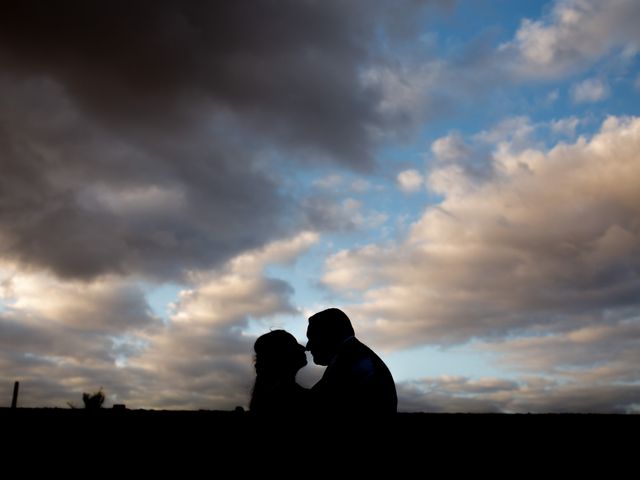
253,329,302,376
249,330,307,414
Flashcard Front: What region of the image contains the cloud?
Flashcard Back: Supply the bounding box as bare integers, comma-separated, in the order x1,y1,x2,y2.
397,169,425,193
473,116,536,147
123,231,319,409
501,0,640,78
0,0,441,281
571,78,610,103
0,1,449,166
546,89,560,104
397,314,640,412
174,231,319,326
550,116,580,136
431,132,472,163
302,196,387,233
317,115,640,413
0,74,287,281
480,318,640,382
0,231,317,409
0,1,382,163
428,131,499,191
322,246,386,293
398,375,640,413
0,270,161,407
312,175,344,190
361,61,449,132
360,0,638,122
311,175,377,195
350,179,373,194
1,271,156,333
323,116,640,349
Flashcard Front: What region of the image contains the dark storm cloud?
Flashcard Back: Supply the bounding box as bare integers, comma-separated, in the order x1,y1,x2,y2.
0,0,412,164
0,0,439,279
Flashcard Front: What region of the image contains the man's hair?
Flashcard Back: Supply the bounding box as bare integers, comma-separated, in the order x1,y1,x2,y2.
308,308,355,340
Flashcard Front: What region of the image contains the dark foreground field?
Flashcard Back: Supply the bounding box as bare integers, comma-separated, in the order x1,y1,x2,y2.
2,407,635,465
3,407,634,435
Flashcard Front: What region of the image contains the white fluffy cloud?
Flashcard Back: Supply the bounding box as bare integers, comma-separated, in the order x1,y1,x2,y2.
501,0,640,78
172,231,318,327
0,269,160,407
500,0,640,77
431,132,471,163
0,232,318,409
124,231,319,409
323,116,640,351
1,272,155,332
550,116,580,136
397,169,425,193
571,78,610,103
321,115,640,412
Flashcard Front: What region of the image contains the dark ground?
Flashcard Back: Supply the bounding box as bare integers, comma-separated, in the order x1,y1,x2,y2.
2,407,634,467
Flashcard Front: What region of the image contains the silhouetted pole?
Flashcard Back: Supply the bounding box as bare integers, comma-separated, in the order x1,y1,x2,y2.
11,381,19,408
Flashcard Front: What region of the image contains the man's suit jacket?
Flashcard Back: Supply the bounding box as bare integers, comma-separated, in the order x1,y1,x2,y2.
311,337,397,416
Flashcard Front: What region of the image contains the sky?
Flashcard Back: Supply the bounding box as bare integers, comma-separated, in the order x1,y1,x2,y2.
1,0,639,413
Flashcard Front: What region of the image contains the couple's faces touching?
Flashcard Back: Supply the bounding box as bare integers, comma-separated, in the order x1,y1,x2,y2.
281,335,307,370
255,330,307,371
281,334,307,371
294,341,308,370
255,319,336,369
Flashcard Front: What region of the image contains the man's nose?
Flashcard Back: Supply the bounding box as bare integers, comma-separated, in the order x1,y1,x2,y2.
305,342,311,351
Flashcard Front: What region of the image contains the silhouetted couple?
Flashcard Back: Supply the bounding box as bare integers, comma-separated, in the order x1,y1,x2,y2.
250,308,397,417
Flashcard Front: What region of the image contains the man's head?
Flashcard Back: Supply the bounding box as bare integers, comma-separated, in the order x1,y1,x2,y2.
306,308,355,366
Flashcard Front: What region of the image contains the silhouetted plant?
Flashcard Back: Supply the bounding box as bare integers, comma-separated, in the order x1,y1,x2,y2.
82,387,105,409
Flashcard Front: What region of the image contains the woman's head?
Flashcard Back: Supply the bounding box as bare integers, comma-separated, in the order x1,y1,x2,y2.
254,330,307,377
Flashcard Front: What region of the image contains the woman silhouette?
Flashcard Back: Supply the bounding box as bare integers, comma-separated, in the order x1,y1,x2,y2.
249,330,309,416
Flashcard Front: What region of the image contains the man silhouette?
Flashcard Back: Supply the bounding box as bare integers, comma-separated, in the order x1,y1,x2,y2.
306,308,397,416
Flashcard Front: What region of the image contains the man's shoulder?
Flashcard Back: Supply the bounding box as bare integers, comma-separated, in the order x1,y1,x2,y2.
341,337,383,361
337,338,388,374
351,356,376,377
